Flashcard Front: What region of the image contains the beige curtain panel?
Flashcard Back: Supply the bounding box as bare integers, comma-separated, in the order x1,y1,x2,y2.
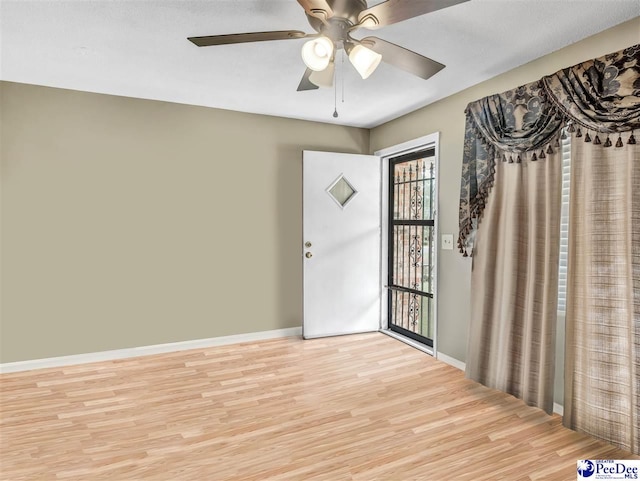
466,152,563,414
564,134,639,455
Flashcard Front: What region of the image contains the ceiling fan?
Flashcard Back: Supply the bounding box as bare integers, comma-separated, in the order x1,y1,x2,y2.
188,0,469,91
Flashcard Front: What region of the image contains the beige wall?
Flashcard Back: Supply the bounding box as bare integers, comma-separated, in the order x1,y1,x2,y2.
0,82,369,363
370,17,640,362
2,18,638,365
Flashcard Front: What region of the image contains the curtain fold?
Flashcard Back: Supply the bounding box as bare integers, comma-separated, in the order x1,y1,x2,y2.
563,132,639,455
466,145,563,414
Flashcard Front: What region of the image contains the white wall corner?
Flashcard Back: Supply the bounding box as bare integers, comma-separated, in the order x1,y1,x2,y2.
436,351,466,371
0,327,303,374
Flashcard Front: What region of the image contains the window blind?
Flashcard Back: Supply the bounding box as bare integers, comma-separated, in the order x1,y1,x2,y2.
557,135,571,313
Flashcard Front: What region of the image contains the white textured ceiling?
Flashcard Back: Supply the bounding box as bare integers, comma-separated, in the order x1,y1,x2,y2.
1,0,638,128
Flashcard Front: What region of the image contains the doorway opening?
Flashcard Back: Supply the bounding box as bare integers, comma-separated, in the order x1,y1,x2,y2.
302,133,438,347
387,148,436,348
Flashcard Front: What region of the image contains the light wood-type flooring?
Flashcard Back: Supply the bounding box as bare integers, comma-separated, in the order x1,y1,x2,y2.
1,333,636,480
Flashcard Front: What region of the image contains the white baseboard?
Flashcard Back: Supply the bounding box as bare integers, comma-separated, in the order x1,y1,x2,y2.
553,403,564,416
436,351,466,371
0,327,302,374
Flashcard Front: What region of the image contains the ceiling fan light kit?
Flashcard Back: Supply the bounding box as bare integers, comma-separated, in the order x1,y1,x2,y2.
188,0,469,92
309,61,336,87
348,44,382,79
302,36,334,71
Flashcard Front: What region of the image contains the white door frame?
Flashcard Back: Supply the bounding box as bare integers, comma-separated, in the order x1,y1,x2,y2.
375,132,440,355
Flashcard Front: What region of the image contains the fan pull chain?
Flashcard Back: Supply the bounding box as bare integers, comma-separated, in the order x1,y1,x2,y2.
333,78,338,118
342,49,345,104
333,51,339,118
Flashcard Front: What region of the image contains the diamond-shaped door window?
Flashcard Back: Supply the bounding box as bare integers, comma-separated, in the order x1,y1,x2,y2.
326,174,358,209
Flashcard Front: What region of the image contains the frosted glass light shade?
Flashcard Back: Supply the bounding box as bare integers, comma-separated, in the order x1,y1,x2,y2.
301,36,334,72
309,61,335,88
348,44,382,79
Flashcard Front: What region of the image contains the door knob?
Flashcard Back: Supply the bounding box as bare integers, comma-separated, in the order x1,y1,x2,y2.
305,241,312,248
305,252,313,258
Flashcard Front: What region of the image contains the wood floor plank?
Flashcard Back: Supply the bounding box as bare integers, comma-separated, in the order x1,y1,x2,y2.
0,332,637,480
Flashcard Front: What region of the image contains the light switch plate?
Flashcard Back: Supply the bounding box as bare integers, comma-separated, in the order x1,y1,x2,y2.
442,234,454,250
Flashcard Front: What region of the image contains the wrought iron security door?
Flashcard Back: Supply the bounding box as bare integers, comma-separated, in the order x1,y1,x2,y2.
388,149,435,347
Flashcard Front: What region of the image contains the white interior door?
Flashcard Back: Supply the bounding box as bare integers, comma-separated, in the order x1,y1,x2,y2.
303,150,381,338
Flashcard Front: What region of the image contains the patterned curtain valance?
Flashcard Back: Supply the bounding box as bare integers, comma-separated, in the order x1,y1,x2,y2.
458,44,640,255
543,45,640,133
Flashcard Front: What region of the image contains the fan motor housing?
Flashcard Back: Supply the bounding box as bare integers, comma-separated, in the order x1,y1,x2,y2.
305,0,368,32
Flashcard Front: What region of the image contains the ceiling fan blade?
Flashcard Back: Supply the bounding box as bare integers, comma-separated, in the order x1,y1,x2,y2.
296,0,334,22
356,0,469,29
360,37,445,80
188,30,309,47
297,68,320,91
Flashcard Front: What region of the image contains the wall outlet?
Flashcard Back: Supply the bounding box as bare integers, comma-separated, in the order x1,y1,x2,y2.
441,234,454,250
